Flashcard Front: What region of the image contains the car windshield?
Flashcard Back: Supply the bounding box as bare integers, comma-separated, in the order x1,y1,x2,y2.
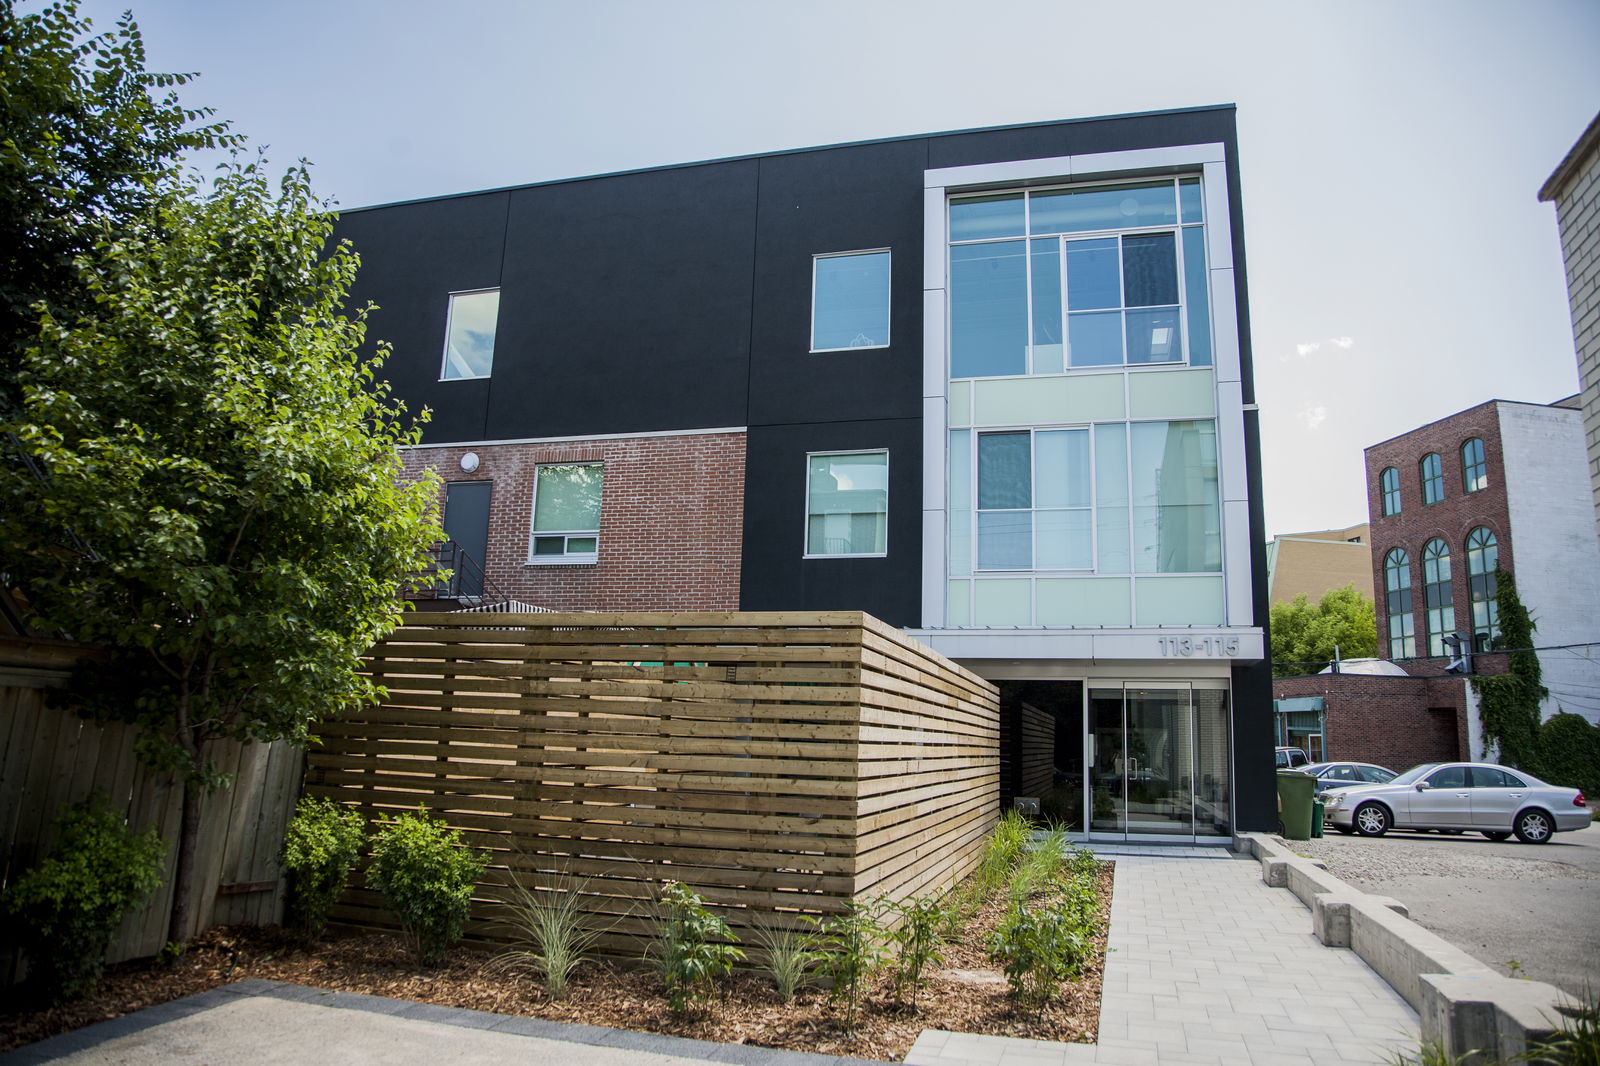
1389,764,1438,786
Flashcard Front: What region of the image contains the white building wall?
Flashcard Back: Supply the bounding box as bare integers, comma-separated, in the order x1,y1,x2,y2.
1498,401,1600,725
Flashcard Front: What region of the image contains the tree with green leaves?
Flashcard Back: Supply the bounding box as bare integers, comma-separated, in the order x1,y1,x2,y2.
1269,583,1378,677
0,159,441,947
1471,568,1545,770
1,0,234,407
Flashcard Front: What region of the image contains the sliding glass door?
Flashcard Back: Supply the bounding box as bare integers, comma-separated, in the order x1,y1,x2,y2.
1088,684,1231,842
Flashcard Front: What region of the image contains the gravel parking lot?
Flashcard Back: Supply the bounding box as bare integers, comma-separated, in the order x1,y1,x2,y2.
1279,817,1600,997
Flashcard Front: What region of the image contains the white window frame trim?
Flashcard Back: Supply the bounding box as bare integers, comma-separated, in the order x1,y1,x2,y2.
803,448,890,559
439,286,501,382
809,248,892,354
526,461,602,566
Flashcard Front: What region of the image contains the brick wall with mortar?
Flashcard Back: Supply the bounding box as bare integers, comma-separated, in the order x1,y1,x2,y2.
400,431,746,610
1364,401,1513,663
1273,672,1468,769
1544,115,1600,546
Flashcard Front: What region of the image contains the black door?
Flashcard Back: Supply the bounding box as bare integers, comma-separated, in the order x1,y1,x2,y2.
443,481,492,598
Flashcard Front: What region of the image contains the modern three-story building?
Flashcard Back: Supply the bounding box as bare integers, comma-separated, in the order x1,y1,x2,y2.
334,105,1274,838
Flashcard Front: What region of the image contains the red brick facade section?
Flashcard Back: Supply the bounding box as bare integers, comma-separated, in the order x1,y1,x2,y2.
400,432,746,610
1273,672,1467,770
1364,401,1513,662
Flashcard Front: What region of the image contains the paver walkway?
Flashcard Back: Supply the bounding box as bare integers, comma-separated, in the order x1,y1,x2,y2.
906,844,1420,1066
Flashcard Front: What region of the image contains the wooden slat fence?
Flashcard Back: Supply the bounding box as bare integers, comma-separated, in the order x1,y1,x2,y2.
309,611,999,955
1018,702,1056,800
0,637,303,987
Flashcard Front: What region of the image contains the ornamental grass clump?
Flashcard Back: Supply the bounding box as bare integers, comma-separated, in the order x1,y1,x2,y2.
751,918,812,1003
1,798,165,1003
280,797,365,939
366,805,487,966
492,870,604,1001
650,881,744,1015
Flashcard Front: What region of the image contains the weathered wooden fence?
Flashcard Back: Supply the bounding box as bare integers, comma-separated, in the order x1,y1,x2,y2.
0,636,302,985
309,611,1000,953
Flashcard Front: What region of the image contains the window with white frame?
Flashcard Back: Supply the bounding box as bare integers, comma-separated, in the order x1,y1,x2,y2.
966,419,1219,574
1384,548,1416,658
441,289,500,380
528,463,602,563
811,251,890,352
948,177,1210,378
806,451,887,556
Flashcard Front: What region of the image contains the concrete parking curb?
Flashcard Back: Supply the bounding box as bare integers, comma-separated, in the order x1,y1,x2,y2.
1235,832,1577,1061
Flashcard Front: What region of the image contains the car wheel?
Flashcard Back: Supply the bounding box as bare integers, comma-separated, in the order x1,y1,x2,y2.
1354,803,1390,837
1514,809,1554,844
1483,831,1511,841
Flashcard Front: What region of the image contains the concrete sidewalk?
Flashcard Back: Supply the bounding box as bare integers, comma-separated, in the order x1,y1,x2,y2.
2,845,1419,1066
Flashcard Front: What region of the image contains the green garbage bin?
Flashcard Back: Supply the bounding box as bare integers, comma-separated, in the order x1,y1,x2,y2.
1311,799,1325,838
1277,769,1317,840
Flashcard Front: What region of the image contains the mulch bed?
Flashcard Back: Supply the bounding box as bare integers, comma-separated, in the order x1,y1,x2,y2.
1,862,1112,1062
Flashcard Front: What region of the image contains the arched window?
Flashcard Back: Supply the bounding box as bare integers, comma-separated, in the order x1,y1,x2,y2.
1466,527,1499,649
1422,538,1454,656
1384,548,1415,659
1461,438,1487,494
1420,453,1444,505
1380,467,1401,516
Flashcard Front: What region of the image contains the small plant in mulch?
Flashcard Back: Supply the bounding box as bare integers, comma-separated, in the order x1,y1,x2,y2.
987,838,1104,1015
649,881,744,1015
490,870,605,1001
1,797,166,1004
803,898,888,1033
280,797,365,939
750,918,813,1003
887,895,948,1010
365,805,488,966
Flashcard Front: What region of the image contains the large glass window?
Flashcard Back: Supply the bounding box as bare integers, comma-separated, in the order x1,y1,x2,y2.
1420,453,1445,505
811,251,890,351
529,463,602,563
1380,467,1401,516
1466,527,1499,650
1461,438,1487,493
1422,538,1454,656
976,429,1091,570
949,178,1210,378
969,419,1217,575
441,289,500,380
1384,548,1415,658
806,451,888,556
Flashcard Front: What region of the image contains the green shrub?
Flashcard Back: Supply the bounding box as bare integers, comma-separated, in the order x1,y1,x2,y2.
888,895,947,1009
650,881,744,1014
1536,713,1600,798
280,797,365,938
803,898,887,1032
492,870,602,1001
365,805,487,966
1009,826,1070,905
1,798,165,1002
988,847,1103,1013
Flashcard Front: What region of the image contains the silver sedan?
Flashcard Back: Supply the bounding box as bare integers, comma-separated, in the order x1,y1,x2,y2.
1321,761,1591,843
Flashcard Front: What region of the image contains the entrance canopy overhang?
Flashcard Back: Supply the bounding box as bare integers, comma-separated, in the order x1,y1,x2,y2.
903,626,1265,672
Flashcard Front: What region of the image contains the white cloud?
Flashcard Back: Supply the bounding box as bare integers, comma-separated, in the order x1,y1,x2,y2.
1330,336,1354,349
1295,341,1322,357
1299,403,1328,430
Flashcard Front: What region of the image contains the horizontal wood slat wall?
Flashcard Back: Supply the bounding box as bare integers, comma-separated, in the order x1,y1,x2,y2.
309,611,999,954
0,649,302,987
1018,703,1056,800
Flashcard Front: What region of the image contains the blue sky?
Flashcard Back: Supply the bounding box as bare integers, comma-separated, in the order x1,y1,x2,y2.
76,0,1600,538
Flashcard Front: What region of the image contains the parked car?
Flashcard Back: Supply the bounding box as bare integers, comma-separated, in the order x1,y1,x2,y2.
1320,762,1590,843
1275,747,1310,769
1303,761,1398,796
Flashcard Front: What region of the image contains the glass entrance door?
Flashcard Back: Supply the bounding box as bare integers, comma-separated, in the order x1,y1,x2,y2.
1088,684,1225,842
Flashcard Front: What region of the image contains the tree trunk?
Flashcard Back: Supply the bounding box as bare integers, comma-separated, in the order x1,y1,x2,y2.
167,774,203,949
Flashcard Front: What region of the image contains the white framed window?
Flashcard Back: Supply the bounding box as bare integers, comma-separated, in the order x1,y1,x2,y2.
440,288,500,380
805,450,888,557
947,177,1210,378
811,250,890,352
528,462,602,564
